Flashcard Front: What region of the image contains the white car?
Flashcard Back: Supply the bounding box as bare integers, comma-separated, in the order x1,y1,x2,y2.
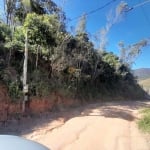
0,135,49,150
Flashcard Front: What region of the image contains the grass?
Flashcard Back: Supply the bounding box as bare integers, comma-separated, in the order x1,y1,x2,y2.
138,108,150,133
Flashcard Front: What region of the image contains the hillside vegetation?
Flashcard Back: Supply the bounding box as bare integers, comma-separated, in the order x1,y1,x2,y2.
0,0,146,106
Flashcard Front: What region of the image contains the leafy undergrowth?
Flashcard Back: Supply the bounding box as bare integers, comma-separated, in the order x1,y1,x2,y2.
138,108,150,133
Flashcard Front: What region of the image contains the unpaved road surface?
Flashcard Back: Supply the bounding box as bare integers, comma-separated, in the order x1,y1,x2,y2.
23,100,150,150
1,100,150,150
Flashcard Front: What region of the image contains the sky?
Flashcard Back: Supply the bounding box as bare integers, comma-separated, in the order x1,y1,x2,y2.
53,0,150,69
0,0,149,69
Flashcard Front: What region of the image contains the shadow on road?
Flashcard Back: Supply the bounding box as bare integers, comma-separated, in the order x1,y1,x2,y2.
82,107,135,121
0,100,150,136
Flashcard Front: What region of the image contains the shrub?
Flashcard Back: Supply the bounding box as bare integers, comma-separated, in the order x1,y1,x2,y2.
138,108,150,133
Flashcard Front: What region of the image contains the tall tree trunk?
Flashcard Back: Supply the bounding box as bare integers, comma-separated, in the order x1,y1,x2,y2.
36,45,40,69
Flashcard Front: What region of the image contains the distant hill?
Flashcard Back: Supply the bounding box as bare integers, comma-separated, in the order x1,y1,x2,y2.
133,68,150,80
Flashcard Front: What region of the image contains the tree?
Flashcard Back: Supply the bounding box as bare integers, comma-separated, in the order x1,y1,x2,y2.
4,0,17,26
75,14,87,35
23,13,61,55
0,22,11,43
15,0,65,25
21,8,61,112
118,39,149,67
102,52,120,69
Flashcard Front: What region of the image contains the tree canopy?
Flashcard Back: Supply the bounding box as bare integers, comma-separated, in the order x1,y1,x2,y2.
0,0,146,101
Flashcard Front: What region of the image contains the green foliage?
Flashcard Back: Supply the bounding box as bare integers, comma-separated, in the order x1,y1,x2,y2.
0,22,11,42
8,80,23,100
0,66,22,100
1,0,146,102
24,13,60,50
138,108,150,133
5,0,64,25
0,23,24,63
102,52,120,69
29,70,51,97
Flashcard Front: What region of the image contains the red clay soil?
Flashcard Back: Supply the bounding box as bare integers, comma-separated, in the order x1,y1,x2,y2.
0,84,78,122
0,84,10,122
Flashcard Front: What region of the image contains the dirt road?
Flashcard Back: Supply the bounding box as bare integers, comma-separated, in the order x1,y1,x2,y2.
21,100,150,150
